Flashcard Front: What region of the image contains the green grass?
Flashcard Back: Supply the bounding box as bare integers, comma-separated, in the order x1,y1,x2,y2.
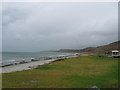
2,56,118,88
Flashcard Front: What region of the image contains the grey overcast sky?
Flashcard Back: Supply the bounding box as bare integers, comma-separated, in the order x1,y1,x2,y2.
2,2,118,52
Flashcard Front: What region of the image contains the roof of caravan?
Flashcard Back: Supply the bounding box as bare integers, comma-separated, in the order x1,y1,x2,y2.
112,50,119,52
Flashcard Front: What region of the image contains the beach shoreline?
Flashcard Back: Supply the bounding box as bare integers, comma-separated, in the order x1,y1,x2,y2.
1,54,79,73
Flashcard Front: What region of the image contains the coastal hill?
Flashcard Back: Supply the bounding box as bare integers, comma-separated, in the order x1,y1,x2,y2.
57,40,120,53
80,40,120,53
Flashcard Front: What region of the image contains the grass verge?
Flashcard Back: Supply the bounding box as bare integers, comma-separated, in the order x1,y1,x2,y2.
2,56,118,88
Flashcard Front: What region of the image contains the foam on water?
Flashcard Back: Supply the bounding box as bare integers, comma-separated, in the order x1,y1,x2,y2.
2,51,74,67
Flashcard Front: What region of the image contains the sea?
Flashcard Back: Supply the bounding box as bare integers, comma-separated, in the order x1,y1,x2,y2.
1,51,74,67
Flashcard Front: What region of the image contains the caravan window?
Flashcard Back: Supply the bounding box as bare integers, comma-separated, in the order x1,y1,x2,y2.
113,52,118,55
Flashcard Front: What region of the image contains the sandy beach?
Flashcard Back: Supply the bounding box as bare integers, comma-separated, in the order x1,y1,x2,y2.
1,55,78,73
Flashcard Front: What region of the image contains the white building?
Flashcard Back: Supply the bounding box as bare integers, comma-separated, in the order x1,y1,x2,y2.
111,50,120,57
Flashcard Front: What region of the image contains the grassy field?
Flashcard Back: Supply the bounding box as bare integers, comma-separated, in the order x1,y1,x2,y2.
2,56,118,88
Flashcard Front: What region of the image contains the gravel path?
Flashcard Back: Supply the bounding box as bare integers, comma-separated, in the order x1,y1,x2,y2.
1,59,56,73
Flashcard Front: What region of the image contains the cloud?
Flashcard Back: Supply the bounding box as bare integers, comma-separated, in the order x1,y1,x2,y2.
2,2,118,52
0,3,2,52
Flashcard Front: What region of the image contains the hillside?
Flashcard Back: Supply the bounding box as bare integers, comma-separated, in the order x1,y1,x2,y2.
56,41,120,53
80,41,120,53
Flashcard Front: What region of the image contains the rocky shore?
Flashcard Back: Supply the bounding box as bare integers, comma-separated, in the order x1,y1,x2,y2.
1,54,80,73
